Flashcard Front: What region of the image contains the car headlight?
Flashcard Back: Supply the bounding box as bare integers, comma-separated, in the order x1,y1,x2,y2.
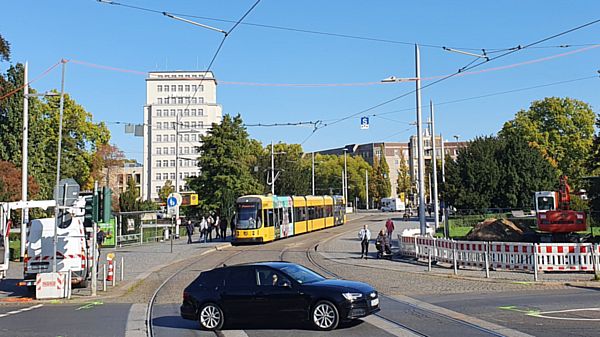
342,292,363,301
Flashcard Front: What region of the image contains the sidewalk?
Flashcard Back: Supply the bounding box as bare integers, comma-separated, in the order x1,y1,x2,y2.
0,234,231,302
319,221,597,287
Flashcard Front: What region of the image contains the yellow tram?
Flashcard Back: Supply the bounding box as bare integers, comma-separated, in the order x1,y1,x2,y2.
234,195,346,243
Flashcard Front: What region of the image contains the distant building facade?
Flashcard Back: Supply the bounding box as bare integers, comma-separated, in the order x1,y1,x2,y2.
317,135,467,202
142,71,223,201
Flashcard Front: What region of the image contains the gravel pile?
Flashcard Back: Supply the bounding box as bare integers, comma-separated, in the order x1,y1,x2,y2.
466,218,535,242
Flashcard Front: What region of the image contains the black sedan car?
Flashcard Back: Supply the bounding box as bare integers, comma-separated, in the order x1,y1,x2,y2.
181,262,380,331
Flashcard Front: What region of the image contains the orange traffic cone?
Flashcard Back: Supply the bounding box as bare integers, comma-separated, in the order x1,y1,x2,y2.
106,256,114,282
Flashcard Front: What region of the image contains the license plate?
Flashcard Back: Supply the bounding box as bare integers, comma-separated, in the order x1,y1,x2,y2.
371,298,379,307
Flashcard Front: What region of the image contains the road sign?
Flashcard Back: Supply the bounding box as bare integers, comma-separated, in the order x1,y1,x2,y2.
167,196,177,208
54,178,80,206
360,117,369,130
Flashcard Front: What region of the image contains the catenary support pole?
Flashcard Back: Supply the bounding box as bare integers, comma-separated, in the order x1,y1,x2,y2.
312,152,315,195
365,170,369,210
415,45,427,235
91,221,97,296
431,101,440,230
53,60,66,273
21,61,29,260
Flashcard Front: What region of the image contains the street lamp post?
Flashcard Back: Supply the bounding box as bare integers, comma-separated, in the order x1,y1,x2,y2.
268,141,285,195
312,152,315,195
343,149,348,207
21,62,60,259
382,44,427,235
430,101,440,231
53,59,67,273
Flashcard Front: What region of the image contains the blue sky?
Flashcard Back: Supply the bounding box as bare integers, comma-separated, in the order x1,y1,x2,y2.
2,1,599,162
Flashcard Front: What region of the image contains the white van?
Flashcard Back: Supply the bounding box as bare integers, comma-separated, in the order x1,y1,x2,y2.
380,198,406,212
24,198,93,288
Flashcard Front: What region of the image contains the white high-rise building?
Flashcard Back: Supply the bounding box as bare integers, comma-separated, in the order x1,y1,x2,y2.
142,71,222,201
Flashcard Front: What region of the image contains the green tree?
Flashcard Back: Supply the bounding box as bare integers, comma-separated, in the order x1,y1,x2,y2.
442,135,558,210
120,176,157,212
158,180,174,203
187,114,262,217
500,97,596,185
396,152,411,199
587,117,600,224
0,33,10,62
261,142,311,196
0,64,111,198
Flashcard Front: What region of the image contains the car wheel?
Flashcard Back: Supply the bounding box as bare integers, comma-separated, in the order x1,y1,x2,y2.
198,303,224,330
311,300,339,331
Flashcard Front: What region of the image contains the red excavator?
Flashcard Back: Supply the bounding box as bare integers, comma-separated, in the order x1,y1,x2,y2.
535,176,587,237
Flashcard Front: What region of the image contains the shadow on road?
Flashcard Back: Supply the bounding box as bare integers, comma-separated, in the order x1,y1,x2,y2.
0,278,32,299
152,315,199,330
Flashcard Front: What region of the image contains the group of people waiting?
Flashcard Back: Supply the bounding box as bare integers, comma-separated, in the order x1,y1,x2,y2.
186,214,235,244
357,218,395,259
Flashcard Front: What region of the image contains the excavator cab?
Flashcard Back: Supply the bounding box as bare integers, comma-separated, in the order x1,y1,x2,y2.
536,176,587,233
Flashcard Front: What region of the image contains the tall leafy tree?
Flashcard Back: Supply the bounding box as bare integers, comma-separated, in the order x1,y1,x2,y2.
587,117,600,224
119,176,157,212
442,135,558,210
0,33,9,62
158,180,174,203
396,152,411,200
0,160,39,202
500,97,595,185
187,114,262,217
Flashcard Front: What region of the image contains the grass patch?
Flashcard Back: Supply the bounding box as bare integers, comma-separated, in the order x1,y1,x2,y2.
435,225,472,239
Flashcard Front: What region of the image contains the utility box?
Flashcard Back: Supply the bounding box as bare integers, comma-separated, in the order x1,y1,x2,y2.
36,272,71,299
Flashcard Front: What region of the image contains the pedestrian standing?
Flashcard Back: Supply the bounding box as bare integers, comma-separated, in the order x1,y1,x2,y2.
207,215,214,242
96,227,106,256
357,224,371,259
186,220,194,244
219,217,228,241
230,215,236,239
199,216,208,243
385,218,395,243
214,215,221,239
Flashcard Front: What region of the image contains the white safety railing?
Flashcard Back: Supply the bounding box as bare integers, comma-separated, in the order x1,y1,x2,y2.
398,234,600,281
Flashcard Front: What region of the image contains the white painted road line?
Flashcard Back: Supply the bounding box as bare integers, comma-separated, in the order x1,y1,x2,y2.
0,304,44,319
218,330,250,337
361,314,421,337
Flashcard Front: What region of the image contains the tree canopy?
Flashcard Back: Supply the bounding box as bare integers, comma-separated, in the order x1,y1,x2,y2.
500,97,595,185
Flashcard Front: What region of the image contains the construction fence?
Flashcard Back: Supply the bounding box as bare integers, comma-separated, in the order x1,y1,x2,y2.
399,233,600,281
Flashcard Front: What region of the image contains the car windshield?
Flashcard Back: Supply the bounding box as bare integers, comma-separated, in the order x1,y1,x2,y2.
277,264,325,284
236,203,260,229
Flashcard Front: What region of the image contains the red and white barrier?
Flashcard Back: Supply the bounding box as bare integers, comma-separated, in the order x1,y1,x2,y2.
537,243,599,272
398,235,600,279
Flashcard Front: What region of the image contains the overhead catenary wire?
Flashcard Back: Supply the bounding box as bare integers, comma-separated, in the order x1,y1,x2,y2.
307,18,600,141
96,0,599,52
0,61,62,101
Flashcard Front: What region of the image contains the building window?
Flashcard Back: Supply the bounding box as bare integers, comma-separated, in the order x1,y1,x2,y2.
157,85,163,92
170,173,175,180
156,148,162,155
164,97,169,104
178,85,183,92
157,98,163,104
185,85,190,91
184,172,189,178
156,122,161,130
170,160,176,167
163,160,168,167
170,135,175,142
156,135,162,142
191,109,196,116
162,173,168,180
184,147,189,154
191,97,197,104
184,134,189,142
191,121,197,129
155,186,161,193
164,85,169,92
177,97,183,104
156,109,162,117
170,109,175,116
184,109,189,116
191,134,197,142
185,97,190,104
184,122,190,129
192,85,197,91
177,109,182,116
171,85,176,92
198,122,204,129
170,147,175,155
156,160,161,167
156,173,161,180
198,97,204,104
163,147,168,154
198,109,204,116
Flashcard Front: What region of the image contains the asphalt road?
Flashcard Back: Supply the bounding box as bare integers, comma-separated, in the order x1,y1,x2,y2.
1,212,599,337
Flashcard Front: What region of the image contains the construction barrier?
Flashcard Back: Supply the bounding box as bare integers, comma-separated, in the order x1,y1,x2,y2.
399,235,600,278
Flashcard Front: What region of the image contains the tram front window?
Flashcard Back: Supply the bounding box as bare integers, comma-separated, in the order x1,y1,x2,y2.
237,203,262,229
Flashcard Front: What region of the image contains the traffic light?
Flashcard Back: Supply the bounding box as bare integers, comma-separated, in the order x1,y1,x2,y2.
84,196,94,227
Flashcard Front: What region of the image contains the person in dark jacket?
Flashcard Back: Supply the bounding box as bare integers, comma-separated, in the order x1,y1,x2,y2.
230,214,236,239
219,217,228,241
186,220,194,244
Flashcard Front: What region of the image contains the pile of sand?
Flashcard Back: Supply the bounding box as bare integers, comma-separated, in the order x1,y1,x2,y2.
466,218,535,242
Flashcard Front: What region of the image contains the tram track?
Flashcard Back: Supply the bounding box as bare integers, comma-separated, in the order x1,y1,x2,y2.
304,242,509,337
146,247,242,337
